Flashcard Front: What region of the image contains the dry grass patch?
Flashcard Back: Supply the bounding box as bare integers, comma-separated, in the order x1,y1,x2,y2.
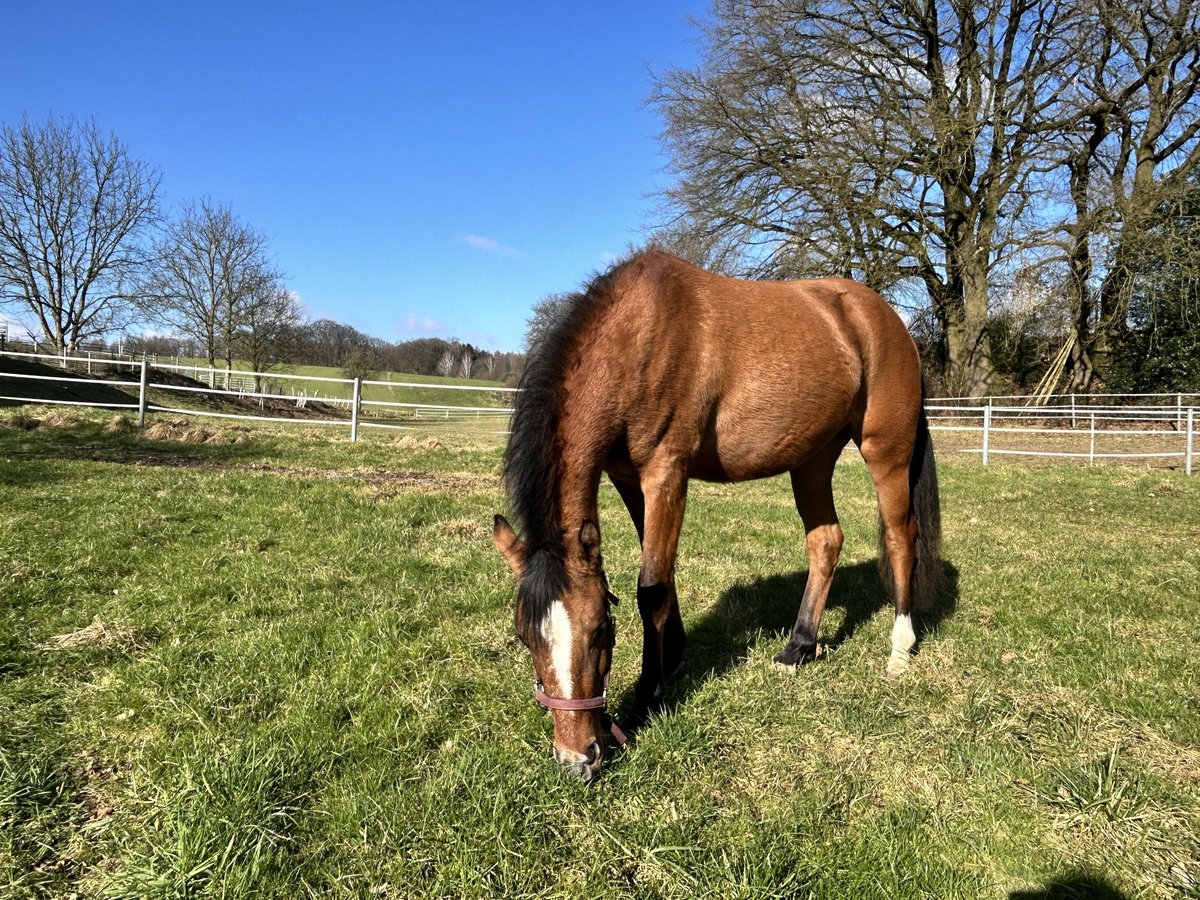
2,410,41,430
105,414,136,433
143,419,253,445
40,615,143,652
390,435,444,451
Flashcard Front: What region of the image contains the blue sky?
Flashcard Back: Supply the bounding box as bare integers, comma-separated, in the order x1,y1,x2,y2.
3,2,704,352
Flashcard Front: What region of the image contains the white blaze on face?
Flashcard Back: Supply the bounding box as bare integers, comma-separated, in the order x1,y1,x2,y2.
540,600,575,698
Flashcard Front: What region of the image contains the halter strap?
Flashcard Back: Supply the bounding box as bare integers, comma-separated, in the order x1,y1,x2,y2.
533,670,627,746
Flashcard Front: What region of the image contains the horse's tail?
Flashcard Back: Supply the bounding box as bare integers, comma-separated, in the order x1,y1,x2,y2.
878,393,943,611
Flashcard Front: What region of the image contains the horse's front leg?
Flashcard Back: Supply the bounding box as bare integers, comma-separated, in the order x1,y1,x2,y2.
635,465,688,711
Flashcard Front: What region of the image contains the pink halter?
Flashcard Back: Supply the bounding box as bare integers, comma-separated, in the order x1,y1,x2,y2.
533,670,628,746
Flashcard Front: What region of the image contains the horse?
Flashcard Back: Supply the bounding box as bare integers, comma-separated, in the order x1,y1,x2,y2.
492,248,942,780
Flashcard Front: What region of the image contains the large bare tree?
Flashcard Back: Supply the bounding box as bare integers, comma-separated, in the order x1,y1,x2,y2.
652,0,1083,395
1058,0,1200,389
146,200,279,370
0,115,160,351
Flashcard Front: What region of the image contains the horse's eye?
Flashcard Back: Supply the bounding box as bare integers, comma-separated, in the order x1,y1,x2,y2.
592,618,613,649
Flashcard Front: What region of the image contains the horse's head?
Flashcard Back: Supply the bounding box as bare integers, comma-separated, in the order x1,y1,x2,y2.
493,514,617,780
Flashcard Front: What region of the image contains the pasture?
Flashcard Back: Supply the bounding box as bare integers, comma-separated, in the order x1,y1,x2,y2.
2,410,1198,899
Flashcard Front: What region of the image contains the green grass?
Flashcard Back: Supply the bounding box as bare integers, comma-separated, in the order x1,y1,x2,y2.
2,410,1198,898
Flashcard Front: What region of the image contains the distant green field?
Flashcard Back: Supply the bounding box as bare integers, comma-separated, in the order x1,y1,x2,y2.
163,358,512,408
2,411,1198,898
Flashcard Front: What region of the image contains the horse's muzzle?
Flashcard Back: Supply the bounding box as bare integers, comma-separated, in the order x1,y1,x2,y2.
553,740,604,781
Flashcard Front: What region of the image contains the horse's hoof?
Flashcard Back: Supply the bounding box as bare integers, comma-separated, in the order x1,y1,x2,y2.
772,643,822,670
886,653,911,679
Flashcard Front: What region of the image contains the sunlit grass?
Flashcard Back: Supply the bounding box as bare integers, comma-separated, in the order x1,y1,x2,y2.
2,411,1198,898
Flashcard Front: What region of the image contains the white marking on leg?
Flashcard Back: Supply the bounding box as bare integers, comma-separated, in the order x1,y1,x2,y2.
887,613,916,678
540,601,574,698
891,613,916,654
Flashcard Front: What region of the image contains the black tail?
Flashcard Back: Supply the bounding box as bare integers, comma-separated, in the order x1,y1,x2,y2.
879,398,943,611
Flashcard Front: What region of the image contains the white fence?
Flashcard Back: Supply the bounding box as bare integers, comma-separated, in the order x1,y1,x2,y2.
927,399,1196,475
1,349,1196,474
0,350,518,440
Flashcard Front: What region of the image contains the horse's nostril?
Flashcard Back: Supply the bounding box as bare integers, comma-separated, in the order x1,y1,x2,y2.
584,740,602,766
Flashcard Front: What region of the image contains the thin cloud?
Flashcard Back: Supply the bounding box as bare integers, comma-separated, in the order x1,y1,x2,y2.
460,233,526,259
396,313,443,335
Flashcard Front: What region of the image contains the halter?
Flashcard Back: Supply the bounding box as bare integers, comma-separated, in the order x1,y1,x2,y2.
531,589,628,746
533,671,628,746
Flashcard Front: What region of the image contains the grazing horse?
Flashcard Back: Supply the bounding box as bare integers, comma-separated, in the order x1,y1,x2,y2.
493,249,942,780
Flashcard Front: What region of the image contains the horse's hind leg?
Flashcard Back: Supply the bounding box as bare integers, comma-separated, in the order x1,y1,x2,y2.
858,433,919,678
774,438,847,669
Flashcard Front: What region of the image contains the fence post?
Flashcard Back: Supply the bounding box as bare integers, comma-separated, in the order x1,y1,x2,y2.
350,377,361,442
1071,394,1077,429
137,359,149,428
982,401,992,467
1178,393,1183,431
1187,408,1194,477
1089,413,1096,467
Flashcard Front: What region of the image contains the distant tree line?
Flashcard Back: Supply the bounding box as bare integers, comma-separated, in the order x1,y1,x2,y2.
0,114,520,382
281,321,524,382
115,319,523,383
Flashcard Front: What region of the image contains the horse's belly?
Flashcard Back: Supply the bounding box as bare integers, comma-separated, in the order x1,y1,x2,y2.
689,409,847,482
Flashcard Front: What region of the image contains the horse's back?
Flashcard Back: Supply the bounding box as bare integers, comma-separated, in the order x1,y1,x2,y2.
606,252,921,482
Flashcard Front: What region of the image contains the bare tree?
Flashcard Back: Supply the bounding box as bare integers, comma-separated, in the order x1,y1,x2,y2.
436,347,456,377
457,349,474,379
0,115,160,351
146,200,278,369
1058,0,1200,389
652,0,1083,395
525,293,571,354
237,284,304,389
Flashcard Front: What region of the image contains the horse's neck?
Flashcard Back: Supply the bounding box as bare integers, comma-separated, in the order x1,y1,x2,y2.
553,425,605,541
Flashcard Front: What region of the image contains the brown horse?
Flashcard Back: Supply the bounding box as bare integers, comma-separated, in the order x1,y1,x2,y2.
493,249,941,780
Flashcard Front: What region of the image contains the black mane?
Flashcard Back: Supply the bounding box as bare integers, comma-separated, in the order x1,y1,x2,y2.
503,254,637,634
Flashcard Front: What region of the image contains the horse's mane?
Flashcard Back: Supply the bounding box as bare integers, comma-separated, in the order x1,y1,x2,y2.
503,251,648,634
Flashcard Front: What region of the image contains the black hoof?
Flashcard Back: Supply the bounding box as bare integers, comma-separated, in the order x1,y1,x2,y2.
773,641,820,669
634,679,663,713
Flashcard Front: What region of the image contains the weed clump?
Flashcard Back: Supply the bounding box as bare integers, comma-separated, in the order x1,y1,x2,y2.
392,436,443,450
43,410,85,429
107,415,136,433
144,419,252,445
3,411,40,430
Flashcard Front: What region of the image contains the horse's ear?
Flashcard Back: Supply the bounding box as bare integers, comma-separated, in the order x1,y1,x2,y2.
578,518,601,566
493,515,524,576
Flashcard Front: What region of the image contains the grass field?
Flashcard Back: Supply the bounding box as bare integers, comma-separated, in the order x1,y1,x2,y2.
2,409,1198,898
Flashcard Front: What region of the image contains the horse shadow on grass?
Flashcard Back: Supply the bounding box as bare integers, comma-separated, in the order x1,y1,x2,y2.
613,558,960,737
1009,871,1132,899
